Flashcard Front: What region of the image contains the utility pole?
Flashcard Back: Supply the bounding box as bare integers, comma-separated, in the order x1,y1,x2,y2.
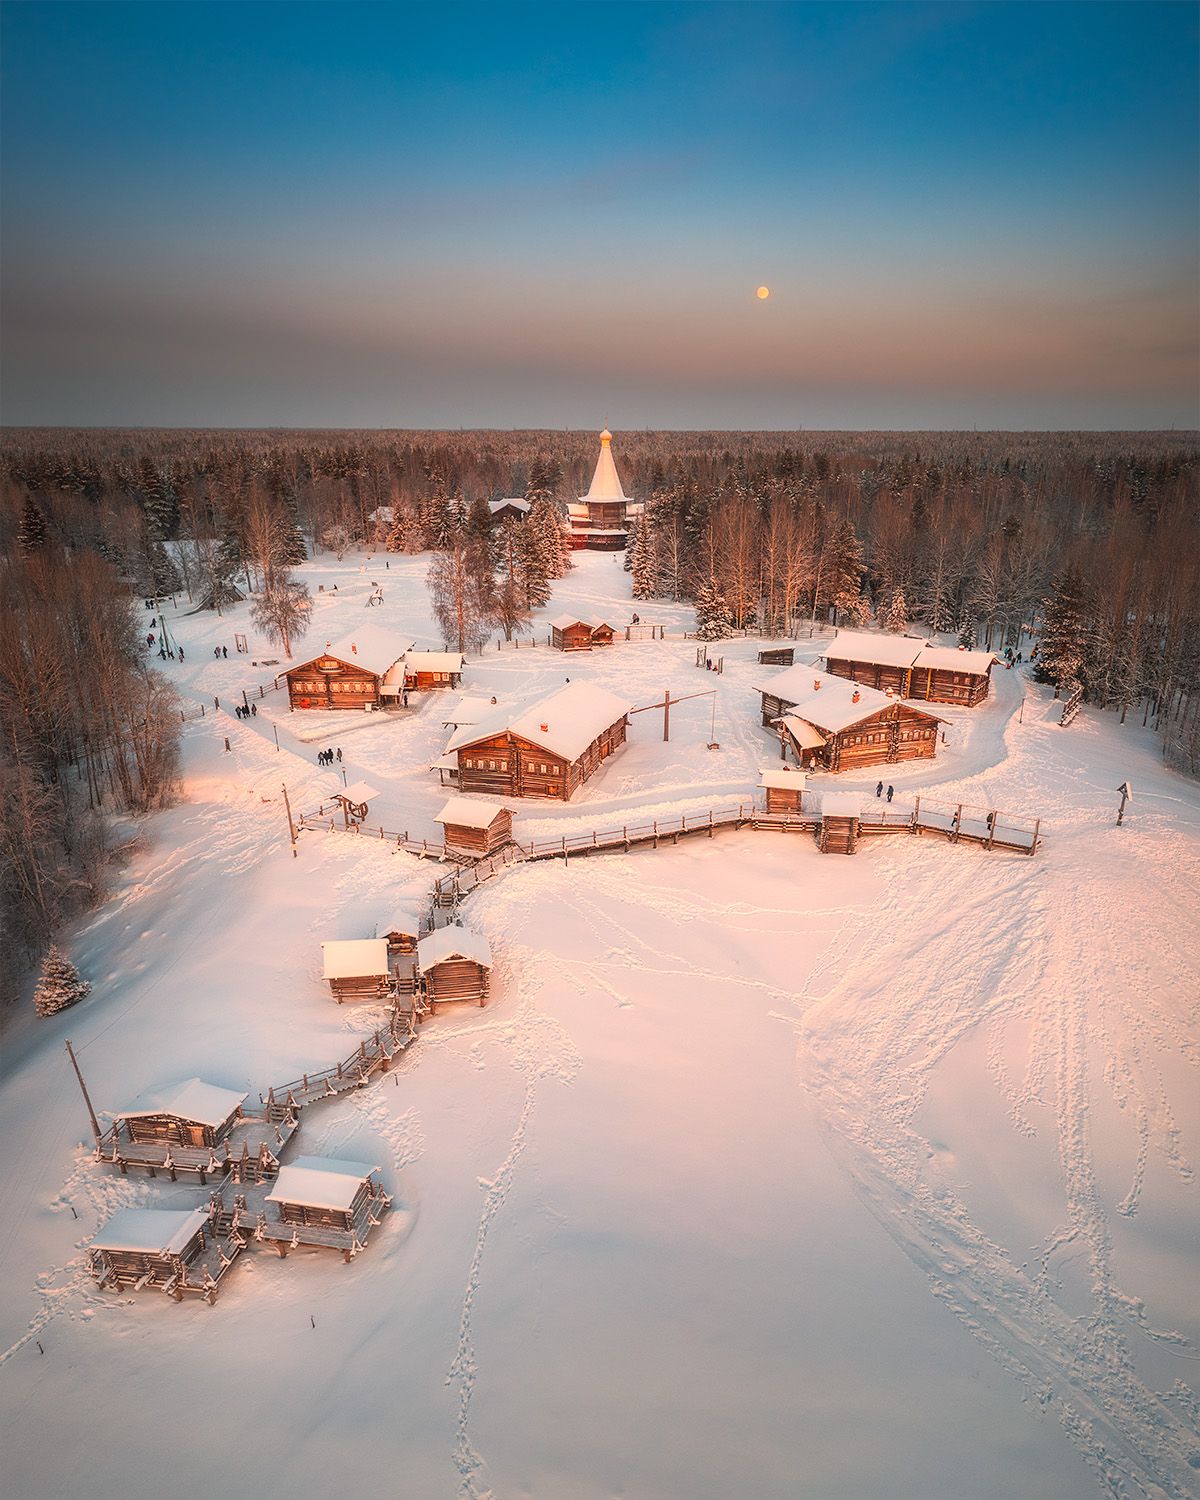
281,782,298,856
273,723,280,752
1116,780,1132,826
662,688,671,742
65,1039,101,1146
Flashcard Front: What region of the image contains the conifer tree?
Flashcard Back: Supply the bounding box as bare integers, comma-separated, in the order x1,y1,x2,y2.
1036,567,1091,690
18,495,48,554
33,946,91,1017
695,582,733,641
957,614,977,648
882,585,909,633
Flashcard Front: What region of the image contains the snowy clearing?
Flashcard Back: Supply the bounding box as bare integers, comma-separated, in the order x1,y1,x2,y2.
1,552,1198,1500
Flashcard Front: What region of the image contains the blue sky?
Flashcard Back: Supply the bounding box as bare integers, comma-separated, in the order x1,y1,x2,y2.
2,1,1197,428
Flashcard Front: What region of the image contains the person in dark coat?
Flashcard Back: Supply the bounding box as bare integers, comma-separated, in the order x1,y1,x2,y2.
178,647,184,662
222,646,228,658
886,784,894,802
336,747,343,762
251,703,257,716
875,781,883,798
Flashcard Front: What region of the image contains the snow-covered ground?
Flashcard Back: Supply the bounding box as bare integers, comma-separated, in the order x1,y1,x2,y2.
1,552,1198,1499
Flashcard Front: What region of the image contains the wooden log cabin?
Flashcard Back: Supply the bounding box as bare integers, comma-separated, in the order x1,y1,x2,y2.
321,938,392,1002
444,682,631,800
88,1207,213,1296
401,650,466,691
113,1079,248,1149
435,796,514,856
549,615,616,651
488,497,531,524
759,665,941,773
821,631,998,707
381,912,420,955
820,794,862,854
417,925,493,1007
286,626,411,711
759,768,809,815
263,1157,391,1260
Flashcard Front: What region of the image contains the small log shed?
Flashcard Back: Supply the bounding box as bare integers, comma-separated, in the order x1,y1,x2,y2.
321,938,392,1003
113,1079,248,1149
88,1207,211,1294
417,926,493,1007
435,796,513,856
263,1156,391,1261
820,793,862,854
760,768,808,815
549,615,616,651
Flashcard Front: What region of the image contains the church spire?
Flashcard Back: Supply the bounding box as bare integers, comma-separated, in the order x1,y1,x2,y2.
584,428,628,502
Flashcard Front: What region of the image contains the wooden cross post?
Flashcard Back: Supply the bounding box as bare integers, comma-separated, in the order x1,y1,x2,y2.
1116,781,1132,826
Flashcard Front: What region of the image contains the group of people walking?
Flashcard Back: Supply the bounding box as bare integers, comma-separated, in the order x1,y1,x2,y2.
318,747,343,767
233,702,256,719
876,781,895,802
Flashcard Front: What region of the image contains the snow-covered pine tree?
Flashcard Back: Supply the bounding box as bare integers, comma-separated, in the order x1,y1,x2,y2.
385,513,412,553
1036,567,1091,690
882,585,909,633
826,518,866,623
18,495,49,554
957,614,977,648
845,590,873,627
33,946,91,1018
528,495,571,579
694,582,733,641
630,510,661,598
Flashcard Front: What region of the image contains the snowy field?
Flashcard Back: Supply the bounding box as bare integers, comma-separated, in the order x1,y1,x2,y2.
1,552,1198,1499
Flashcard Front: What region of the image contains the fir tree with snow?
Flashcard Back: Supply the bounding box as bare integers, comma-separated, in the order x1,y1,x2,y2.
18,495,49,554
957,615,977,648
882,585,909,633
694,582,733,641
33,946,91,1018
1036,567,1091,690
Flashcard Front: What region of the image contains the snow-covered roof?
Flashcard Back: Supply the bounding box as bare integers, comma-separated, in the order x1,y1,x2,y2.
116,1078,247,1127
488,498,531,514
295,625,410,679
779,716,828,750
446,682,631,763
431,752,460,772
582,429,629,502
826,631,927,669
549,614,615,632
92,1207,210,1257
336,780,380,805
417,926,493,970
760,768,809,790
436,796,509,830
266,1156,378,1212
442,696,494,726
321,938,390,980
760,667,914,734
381,910,420,938
912,643,999,675
405,650,466,672
822,793,863,819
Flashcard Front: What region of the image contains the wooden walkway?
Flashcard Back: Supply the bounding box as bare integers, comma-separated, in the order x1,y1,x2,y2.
260,1013,418,1114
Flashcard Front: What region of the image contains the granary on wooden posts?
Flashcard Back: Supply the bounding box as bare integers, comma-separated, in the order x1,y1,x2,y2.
399,650,466,691
566,429,643,550
759,768,809,815
321,938,392,1002
435,796,514,856
417,925,493,1007
286,625,412,711
262,1156,391,1260
820,793,862,854
549,615,617,651
759,665,941,772
89,1207,215,1296
380,911,420,954
444,681,631,799
488,497,531,524
822,631,999,706
114,1078,248,1148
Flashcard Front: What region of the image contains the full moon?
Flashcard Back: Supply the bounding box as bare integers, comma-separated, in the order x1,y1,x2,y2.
756,285,771,299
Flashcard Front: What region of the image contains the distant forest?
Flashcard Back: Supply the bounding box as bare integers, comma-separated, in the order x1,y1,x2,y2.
1,426,1197,1001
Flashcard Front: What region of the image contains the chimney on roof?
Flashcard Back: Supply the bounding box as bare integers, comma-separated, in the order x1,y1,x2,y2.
813,679,821,690
885,688,894,697
540,723,549,733
852,689,860,703
351,643,357,653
